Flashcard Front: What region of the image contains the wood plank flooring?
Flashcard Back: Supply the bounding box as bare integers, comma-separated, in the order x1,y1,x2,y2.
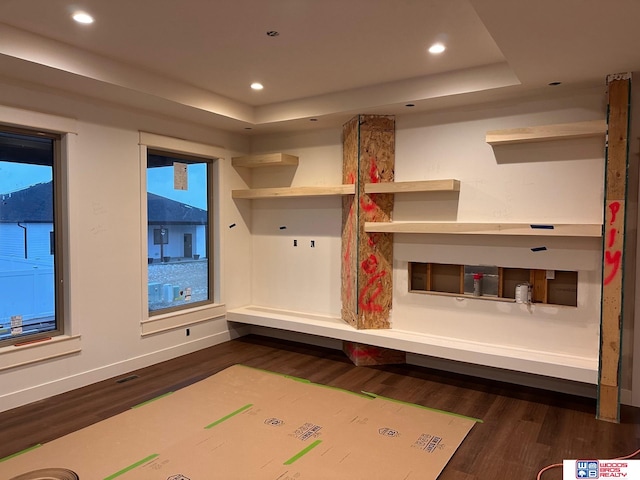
1,334,639,479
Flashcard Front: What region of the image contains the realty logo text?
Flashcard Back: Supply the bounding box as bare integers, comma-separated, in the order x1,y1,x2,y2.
576,460,628,478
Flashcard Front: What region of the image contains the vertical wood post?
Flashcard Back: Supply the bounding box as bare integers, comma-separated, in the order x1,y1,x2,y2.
341,115,403,365
598,73,631,422
341,114,395,330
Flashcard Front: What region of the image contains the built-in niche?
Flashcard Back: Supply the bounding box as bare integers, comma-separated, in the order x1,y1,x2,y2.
409,262,578,306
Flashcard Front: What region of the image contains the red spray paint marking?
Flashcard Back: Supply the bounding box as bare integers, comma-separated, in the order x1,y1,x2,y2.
347,172,356,184
604,250,622,286
360,195,377,213
361,254,378,274
369,157,380,183
603,201,622,286
609,201,620,224
359,270,387,312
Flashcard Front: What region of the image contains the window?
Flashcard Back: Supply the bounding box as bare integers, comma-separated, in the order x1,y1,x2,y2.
147,150,212,314
0,127,63,346
409,262,578,307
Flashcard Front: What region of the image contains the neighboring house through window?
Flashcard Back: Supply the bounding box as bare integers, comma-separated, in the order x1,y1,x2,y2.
146,149,212,314
0,128,62,346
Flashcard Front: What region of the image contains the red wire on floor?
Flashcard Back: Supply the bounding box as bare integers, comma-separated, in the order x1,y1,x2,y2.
537,447,640,480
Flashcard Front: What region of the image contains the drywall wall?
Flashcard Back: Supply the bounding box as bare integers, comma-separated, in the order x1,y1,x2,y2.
0,79,252,411
246,86,623,392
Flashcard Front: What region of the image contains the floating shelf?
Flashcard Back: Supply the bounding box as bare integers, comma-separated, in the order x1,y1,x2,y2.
364,222,602,237
364,179,460,194
231,153,299,168
227,305,598,383
486,120,607,146
232,185,355,199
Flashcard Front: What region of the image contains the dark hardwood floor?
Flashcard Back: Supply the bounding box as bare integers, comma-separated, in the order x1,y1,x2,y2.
1,334,639,479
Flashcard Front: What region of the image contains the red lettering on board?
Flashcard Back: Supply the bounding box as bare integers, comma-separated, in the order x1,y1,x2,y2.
359,270,387,312
609,201,621,224
604,250,622,286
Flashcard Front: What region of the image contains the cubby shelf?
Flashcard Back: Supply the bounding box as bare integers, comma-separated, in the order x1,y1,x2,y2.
486,120,607,145
364,179,460,194
231,153,299,168
232,185,355,199
364,222,602,237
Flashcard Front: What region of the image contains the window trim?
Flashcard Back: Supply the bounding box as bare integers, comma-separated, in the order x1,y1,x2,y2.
139,132,225,333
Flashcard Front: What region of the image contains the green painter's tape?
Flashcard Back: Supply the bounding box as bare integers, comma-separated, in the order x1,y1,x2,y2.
0,444,42,463
284,440,322,465
103,454,159,479
237,364,311,383
131,391,174,409
204,403,253,429
310,382,373,399
361,392,483,423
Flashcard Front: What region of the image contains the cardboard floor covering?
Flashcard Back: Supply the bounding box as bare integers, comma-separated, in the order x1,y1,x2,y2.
1,364,480,480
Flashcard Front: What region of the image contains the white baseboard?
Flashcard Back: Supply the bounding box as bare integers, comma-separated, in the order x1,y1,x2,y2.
1,325,248,413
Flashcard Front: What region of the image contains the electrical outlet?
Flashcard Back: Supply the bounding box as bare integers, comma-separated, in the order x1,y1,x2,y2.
186,328,190,336
293,239,297,247
311,240,315,248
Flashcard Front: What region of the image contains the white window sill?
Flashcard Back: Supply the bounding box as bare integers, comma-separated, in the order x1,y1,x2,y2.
0,335,82,372
141,303,226,336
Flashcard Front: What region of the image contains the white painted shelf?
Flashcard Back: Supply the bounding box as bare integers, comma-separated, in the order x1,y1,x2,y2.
231,153,299,168
232,185,355,199
364,222,602,237
486,120,606,146
364,179,460,194
226,306,598,383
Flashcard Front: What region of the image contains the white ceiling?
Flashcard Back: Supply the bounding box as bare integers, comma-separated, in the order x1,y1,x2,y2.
0,0,639,134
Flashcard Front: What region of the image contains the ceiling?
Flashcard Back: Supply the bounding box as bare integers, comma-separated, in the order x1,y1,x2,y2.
0,0,639,134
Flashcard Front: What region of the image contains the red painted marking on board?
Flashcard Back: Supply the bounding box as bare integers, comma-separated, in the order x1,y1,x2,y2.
604,250,622,286
607,228,617,249
609,201,621,224
360,195,377,213
369,157,379,183
603,201,623,286
361,254,378,274
347,172,356,184
359,270,387,312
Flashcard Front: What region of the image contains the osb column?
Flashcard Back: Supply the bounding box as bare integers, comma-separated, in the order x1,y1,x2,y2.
598,73,631,423
341,114,395,330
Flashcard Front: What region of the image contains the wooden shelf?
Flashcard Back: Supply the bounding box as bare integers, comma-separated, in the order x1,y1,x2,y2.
232,185,355,199
231,153,299,168
364,222,602,237
364,179,460,194
486,120,607,146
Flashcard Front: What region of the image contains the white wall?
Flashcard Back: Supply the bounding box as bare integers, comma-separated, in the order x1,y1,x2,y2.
0,80,252,411
245,86,632,397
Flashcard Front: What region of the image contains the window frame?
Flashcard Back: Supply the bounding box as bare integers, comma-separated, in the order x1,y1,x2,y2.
0,125,65,347
138,132,225,335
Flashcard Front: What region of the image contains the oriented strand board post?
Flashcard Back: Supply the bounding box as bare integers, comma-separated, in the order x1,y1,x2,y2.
341,114,395,331
598,73,631,423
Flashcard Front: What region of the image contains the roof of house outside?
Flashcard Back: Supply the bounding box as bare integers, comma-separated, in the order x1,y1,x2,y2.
0,182,207,224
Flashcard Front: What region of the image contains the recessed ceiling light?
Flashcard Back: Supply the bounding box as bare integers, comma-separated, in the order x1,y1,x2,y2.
72,11,94,24
244,127,253,130
309,118,318,122
405,104,415,107
266,31,280,37
428,43,445,54
548,81,562,86
251,82,264,90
